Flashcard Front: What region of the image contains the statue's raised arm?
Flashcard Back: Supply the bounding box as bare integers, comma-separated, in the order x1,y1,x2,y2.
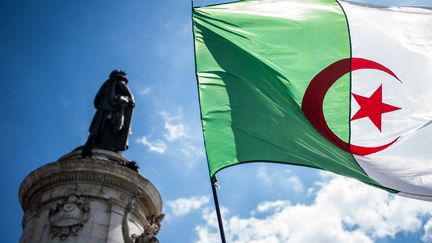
82,70,135,157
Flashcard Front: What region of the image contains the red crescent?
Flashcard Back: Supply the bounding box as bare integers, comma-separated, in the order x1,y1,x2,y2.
301,58,400,156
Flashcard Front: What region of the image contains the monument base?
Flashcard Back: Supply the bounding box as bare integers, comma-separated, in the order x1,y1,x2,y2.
19,149,163,243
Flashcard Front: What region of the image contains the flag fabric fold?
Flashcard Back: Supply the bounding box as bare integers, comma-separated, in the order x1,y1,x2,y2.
193,0,432,200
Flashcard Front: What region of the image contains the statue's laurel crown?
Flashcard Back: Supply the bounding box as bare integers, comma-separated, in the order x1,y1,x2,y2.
110,69,127,80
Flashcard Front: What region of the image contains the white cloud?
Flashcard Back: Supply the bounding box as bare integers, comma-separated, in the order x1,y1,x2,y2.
422,219,432,242
180,143,205,158
256,200,290,213
139,86,152,96
256,166,272,185
256,167,304,193
136,136,167,154
168,196,210,218
160,110,188,141
165,122,187,141
306,187,315,197
287,176,304,193
135,108,205,168
195,174,432,243
195,207,230,243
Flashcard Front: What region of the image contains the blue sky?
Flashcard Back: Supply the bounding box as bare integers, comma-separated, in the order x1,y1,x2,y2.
1,0,432,242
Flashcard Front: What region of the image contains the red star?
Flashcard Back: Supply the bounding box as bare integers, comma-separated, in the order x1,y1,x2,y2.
351,85,401,131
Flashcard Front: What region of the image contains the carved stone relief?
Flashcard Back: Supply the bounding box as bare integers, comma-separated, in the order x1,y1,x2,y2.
122,200,164,243
49,194,90,240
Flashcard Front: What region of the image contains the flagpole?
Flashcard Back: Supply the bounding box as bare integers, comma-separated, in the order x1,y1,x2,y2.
192,0,225,241
211,178,227,243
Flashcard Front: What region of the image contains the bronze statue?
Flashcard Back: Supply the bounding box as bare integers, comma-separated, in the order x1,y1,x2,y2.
82,70,135,156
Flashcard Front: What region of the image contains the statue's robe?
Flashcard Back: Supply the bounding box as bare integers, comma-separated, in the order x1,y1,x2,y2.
89,79,134,151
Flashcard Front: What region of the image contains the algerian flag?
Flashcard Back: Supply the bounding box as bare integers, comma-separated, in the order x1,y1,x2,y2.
193,0,432,200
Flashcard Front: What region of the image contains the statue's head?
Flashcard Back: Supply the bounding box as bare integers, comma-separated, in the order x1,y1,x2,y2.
110,69,128,83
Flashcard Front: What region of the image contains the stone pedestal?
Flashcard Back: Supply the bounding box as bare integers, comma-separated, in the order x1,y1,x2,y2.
19,149,163,243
